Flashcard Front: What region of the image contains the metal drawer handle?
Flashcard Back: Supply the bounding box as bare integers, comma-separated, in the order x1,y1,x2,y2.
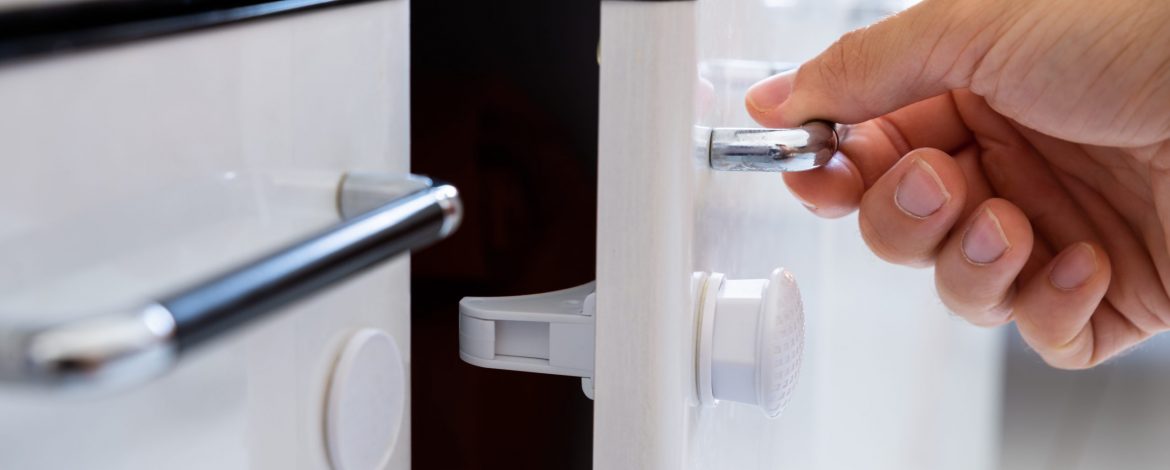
0,173,461,390
707,121,839,172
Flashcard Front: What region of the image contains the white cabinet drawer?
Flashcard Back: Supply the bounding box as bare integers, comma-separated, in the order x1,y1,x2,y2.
0,2,414,469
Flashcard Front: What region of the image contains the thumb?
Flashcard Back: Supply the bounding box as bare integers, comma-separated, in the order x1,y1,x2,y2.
746,0,1001,127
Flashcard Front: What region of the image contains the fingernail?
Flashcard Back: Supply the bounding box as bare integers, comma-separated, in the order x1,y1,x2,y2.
746,70,795,113
895,158,949,218
1050,243,1098,290
962,208,1010,264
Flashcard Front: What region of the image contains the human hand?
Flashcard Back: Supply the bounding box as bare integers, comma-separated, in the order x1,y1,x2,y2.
745,0,1170,368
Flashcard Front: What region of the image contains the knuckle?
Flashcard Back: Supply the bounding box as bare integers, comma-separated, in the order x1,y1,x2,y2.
1026,328,1096,370
818,29,881,114
858,210,935,267
818,31,870,79
1038,352,1095,370
936,278,1014,327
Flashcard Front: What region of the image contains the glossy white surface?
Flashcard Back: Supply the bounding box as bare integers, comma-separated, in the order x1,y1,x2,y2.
0,2,411,469
596,1,1001,469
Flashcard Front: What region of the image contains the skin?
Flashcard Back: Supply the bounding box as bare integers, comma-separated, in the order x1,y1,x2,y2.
745,0,1170,368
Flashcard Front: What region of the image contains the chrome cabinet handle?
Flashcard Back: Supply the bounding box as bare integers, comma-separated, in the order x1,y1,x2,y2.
0,173,461,390
707,121,838,172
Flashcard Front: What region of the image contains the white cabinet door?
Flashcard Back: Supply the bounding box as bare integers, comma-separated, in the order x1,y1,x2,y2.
0,2,420,469
594,1,1002,469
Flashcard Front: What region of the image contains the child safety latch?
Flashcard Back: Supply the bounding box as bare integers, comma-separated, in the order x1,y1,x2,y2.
458,282,596,399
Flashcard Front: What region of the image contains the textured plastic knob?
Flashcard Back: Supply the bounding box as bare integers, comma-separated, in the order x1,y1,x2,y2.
697,268,805,417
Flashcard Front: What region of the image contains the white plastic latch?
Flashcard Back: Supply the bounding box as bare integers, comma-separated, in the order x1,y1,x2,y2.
459,282,596,398
458,270,803,413
695,268,805,418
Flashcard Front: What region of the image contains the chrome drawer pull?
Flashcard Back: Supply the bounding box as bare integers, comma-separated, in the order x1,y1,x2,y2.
0,173,461,390
707,121,839,172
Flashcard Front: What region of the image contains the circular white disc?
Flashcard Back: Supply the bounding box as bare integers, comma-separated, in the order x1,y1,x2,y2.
757,268,805,417
325,328,406,470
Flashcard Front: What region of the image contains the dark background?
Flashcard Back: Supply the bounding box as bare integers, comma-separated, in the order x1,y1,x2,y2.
410,2,599,469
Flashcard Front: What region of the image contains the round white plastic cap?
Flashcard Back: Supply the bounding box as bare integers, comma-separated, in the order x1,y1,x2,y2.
699,268,804,417
325,328,406,470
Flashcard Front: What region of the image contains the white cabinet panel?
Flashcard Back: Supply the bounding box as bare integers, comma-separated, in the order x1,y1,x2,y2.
595,4,697,468
595,1,1001,469
0,2,412,469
